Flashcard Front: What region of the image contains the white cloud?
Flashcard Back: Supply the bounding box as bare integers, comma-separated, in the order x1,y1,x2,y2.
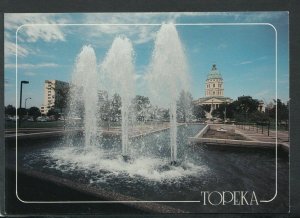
82,13,181,45
5,13,68,42
4,13,71,60
24,72,37,76
21,25,65,42
5,40,29,57
239,61,253,65
242,12,288,23
255,89,270,98
5,63,59,69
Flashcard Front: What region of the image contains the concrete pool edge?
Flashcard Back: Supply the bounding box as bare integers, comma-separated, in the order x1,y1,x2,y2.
11,166,186,213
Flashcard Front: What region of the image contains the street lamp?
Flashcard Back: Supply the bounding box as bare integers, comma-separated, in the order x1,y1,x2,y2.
224,103,227,122
19,80,29,127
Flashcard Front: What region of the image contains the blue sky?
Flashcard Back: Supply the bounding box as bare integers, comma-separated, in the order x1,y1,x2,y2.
4,12,289,108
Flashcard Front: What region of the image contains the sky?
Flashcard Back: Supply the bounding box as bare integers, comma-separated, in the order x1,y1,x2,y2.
4,12,289,109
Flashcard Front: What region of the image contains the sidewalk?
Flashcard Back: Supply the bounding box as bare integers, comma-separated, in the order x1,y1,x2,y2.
235,124,289,147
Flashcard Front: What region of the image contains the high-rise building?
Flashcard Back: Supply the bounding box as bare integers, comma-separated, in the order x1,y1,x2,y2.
40,80,69,115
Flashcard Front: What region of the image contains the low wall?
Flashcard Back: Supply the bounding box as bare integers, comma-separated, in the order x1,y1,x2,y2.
5,129,83,142
189,137,274,149
209,124,236,133
194,124,209,138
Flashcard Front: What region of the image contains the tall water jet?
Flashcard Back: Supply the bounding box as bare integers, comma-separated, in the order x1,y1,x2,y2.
146,23,190,164
100,36,135,158
67,45,99,147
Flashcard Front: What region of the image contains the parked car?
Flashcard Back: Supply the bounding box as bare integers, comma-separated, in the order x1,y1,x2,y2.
27,117,34,122
11,116,19,121
36,116,48,122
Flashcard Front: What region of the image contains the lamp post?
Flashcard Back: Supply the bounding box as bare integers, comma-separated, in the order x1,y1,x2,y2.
224,104,227,122
19,81,29,128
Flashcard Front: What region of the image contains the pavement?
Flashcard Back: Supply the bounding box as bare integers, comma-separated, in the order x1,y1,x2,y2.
189,123,289,151
235,124,289,148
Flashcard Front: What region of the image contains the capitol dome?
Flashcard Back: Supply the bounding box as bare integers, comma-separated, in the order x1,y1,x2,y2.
207,64,223,80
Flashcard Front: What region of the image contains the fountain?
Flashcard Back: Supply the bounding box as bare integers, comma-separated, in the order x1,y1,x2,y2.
146,23,190,164
67,45,100,147
66,24,190,164
100,36,135,159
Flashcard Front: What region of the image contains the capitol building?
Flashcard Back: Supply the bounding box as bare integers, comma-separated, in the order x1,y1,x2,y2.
193,64,233,112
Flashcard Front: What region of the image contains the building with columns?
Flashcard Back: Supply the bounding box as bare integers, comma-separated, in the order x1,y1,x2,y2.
193,64,233,111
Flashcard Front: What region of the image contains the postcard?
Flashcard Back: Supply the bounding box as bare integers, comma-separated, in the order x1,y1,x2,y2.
3,12,289,215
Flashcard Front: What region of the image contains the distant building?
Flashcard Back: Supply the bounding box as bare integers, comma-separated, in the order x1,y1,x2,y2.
40,80,69,115
193,64,233,111
258,100,265,112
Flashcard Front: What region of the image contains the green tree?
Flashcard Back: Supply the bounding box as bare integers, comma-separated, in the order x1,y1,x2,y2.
249,111,269,123
202,104,211,113
5,104,16,116
111,93,121,122
47,109,59,120
211,103,235,120
28,107,41,121
193,105,206,120
17,108,27,117
132,95,151,122
233,96,259,113
233,96,259,114
100,99,111,122
269,99,289,126
162,109,170,121
212,104,226,119
231,96,259,122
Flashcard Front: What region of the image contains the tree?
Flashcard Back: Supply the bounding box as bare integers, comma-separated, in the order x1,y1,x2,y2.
269,99,289,125
28,107,41,121
231,96,259,122
5,105,16,116
132,95,151,122
162,109,170,121
176,90,193,122
193,105,206,120
212,104,226,119
211,103,235,120
47,109,59,120
249,111,269,123
17,108,27,117
100,99,111,122
233,96,259,114
111,93,121,122
202,104,211,113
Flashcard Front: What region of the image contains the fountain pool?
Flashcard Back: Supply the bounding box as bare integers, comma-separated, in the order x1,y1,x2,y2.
14,124,289,213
